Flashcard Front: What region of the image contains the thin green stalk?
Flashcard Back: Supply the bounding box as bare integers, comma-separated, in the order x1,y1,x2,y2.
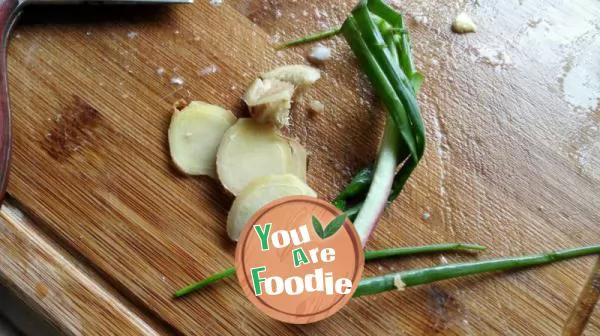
364,243,486,260
272,11,405,52
354,245,600,297
173,243,487,298
274,27,341,50
174,267,236,298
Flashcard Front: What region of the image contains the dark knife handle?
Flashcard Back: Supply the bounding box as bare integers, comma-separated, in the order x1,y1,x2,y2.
0,0,19,202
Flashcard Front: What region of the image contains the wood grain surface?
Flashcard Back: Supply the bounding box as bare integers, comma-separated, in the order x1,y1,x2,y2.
0,199,167,335
1,0,600,335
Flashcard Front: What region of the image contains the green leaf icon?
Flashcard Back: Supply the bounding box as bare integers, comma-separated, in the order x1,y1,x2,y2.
312,216,325,239
323,214,347,239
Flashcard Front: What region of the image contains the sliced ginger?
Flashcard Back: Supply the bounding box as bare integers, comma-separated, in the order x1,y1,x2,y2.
262,65,321,87
243,65,321,128
243,78,295,127
217,118,308,195
227,174,317,241
168,101,236,177
289,140,308,181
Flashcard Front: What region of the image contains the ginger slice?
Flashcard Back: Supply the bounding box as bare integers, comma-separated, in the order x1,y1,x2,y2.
243,65,321,128
243,78,295,127
227,174,317,241
168,101,236,177
216,118,308,195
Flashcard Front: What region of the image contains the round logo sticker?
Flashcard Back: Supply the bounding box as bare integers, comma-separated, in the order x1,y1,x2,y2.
235,196,364,324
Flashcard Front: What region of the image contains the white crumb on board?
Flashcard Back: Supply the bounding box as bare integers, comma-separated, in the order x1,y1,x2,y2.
270,32,281,43
452,12,477,33
422,211,431,220
127,31,138,39
309,100,325,116
440,255,448,264
199,64,219,77
314,8,328,18
414,15,428,25
308,44,332,63
156,67,166,76
170,77,184,86
209,0,223,6
394,276,406,291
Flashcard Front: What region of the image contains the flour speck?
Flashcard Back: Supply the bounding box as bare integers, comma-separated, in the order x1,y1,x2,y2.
199,64,219,77
170,77,184,86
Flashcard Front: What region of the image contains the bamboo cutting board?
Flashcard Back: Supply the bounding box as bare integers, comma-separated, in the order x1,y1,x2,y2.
2,0,600,334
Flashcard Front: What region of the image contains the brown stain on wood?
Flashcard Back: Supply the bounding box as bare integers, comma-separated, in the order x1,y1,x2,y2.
426,285,464,334
43,95,104,161
35,282,49,299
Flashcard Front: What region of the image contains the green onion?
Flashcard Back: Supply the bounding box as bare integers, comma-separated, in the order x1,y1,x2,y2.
274,27,341,50
174,267,236,298
364,243,487,260
173,243,487,298
333,166,373,207
355,245,600,297
340,1,426,244
277,2,425,223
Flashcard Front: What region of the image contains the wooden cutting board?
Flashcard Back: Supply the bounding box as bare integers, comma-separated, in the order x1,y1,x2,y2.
2,0,600,334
